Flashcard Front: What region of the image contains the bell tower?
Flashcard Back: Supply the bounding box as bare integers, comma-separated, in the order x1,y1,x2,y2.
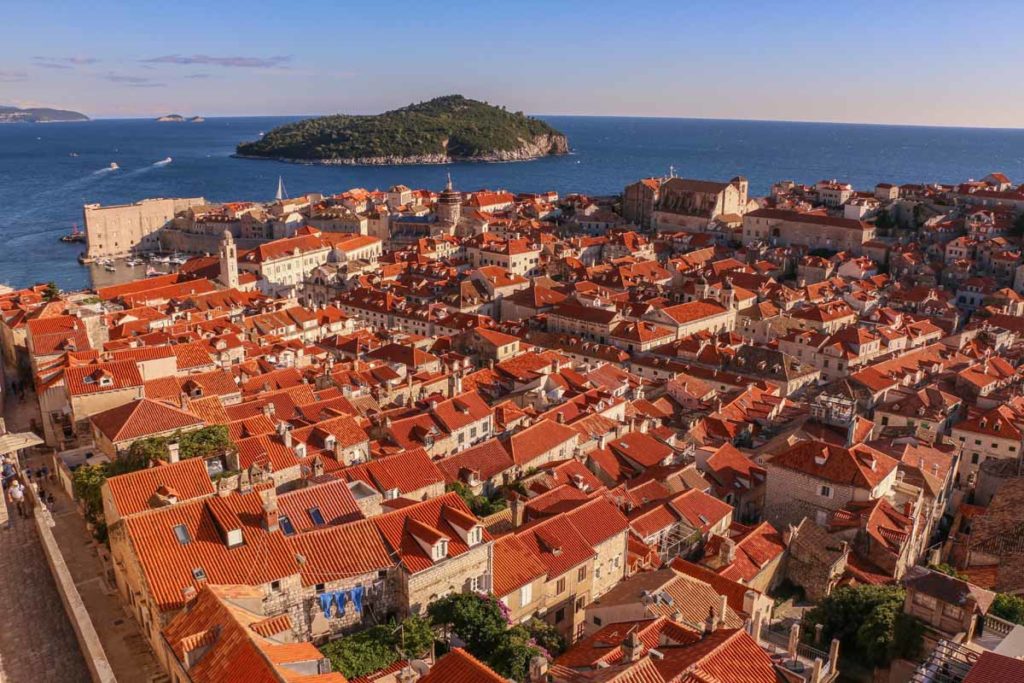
218,230,239,289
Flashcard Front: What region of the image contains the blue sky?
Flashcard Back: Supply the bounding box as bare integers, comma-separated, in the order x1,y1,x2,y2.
2,0,1023,127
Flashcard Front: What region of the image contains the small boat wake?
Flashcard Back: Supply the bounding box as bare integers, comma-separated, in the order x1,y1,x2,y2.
154,157,173,166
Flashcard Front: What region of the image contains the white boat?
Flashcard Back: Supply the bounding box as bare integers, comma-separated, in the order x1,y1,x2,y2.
109,162,119,170
151,255,171,264
125,258,142,267
169,253,188,265
155,157,172,166
145,266,161,277
104,264,116,273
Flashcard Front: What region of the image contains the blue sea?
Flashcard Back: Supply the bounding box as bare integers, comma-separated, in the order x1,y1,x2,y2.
1,115,1023,290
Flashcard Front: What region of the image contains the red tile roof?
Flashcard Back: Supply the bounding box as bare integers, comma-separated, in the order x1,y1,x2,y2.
491,534,548,598
277,478,364,532
91,398,204,443
370,492,490,574
769,440,897,489
104,459,214,518
64,360,144,396
419,648,505,683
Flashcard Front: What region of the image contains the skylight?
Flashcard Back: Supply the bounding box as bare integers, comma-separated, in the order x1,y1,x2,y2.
279,515,296,536
308,506,325,525
173,524,192,545
192,567,207,581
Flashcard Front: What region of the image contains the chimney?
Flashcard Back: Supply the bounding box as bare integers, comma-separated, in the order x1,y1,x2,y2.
718,537,736,567
260,488,279,533
167,442,180,464
509,492,524,528
179,391,189,410
622,630,643,662
810,658,823,683
528,655,549,683
718,594,728,627
704,606,716,636
556,412,565,424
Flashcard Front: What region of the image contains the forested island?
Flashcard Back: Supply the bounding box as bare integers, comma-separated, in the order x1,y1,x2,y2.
0,105,88,123
235,95,569,165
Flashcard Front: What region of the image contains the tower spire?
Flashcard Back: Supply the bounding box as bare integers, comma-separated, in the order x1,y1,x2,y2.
446,172,453,191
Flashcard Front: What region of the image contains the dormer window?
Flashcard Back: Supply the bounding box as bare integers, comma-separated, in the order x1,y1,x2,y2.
295,443,307,458
468,525,483,547
325,435,337,451
432,540,449,561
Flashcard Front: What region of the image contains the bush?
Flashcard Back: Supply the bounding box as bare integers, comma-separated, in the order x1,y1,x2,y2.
179,425,233,460
446,482,507,517
320,626,397,679
71,464,108,524
803,585,922,667
992,594,1024,625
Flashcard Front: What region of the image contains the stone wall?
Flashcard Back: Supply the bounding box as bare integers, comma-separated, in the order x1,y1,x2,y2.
402,541,492,617
84,197,205,258
32,493,117,682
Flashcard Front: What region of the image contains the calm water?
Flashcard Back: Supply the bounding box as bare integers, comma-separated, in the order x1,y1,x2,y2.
1,115,1023,290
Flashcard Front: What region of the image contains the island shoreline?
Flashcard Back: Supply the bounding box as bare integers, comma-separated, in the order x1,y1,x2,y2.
231,150,569,167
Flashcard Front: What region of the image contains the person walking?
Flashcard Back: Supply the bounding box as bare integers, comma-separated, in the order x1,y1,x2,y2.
8,480,26,519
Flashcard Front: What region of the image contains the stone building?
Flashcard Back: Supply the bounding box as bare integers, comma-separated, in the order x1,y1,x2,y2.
652,177,750,232
84,197,205,258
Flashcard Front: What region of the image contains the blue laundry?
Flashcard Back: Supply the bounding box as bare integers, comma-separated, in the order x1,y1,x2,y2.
318,592,334,618
351,585,364,613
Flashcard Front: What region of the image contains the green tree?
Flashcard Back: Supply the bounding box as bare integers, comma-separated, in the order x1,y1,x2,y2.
428,593,509,659
874,209,894,232
992,593,1024,625
804,585,921,667
42,281,60,302
446,482,507,517
320,626,398,679
928,563,967,580
489,625,543,681
524,618,566,657
178,425,233,460
397,615,436,659
71,463,108,524
1013,212,1024,237
118,436,169,472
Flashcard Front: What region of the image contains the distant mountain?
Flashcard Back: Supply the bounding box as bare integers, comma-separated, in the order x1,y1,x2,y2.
0,105,88,123
235,95,569,165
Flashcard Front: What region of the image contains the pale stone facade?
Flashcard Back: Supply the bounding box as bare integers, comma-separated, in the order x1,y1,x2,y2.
85,197,205,258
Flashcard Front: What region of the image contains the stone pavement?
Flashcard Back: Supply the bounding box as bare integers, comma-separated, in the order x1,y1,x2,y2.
0,502,91,683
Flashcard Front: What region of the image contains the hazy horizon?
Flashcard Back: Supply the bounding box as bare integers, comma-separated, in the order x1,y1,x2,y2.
3,0,1024,129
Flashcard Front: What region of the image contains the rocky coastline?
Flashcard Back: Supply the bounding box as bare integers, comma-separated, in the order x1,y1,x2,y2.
234,132,569,166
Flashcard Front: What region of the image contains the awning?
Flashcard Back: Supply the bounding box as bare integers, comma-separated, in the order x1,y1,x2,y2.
0,431,44,455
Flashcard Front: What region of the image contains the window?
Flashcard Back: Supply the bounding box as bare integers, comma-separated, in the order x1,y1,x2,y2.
575,596,586,612
818,485,833,498
308,506,325,525
593,616,602,626
555,608,565,623
279,515,296,536
971,453,979,465
520,583,533,606
577,566,587,582
271,580,281,592
173,524,192,545
556,577,566,594
942,603,963,620
191,567,206,581
913,592,937,610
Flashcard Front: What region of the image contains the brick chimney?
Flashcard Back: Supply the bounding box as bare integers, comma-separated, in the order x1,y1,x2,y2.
718,537,736,567
717,594,728,627
260,488,279,533
622,630,643,662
